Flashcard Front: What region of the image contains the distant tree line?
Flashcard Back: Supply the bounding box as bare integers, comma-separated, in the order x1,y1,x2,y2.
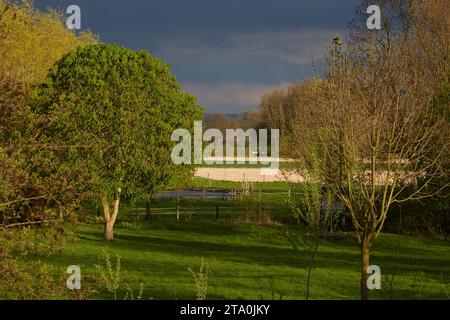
204,109,265,133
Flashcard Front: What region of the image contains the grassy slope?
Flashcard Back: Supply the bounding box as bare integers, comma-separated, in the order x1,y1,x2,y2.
33,216,450,300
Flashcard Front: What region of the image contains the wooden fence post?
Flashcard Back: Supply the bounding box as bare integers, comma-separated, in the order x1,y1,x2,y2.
145,201,152,220
258,202,262,223
176,192,180,220
59,205,64,221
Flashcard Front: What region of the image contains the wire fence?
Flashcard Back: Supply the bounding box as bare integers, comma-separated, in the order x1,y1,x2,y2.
85,188,297,221
117,204,292,221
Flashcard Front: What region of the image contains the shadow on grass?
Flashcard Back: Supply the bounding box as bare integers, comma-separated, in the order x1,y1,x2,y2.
75,230,422,274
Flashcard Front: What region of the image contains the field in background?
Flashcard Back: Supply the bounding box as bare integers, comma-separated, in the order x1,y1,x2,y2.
189,177,293,190
85,178,299,227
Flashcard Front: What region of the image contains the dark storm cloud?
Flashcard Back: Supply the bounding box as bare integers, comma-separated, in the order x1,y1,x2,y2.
35,0,360,112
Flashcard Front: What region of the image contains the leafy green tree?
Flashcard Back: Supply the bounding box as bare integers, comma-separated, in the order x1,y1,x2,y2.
0,0,96,141
0,0,96,222
31,44,202,240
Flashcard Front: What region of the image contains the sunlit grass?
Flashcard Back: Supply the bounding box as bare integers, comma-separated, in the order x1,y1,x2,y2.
30,216,450,300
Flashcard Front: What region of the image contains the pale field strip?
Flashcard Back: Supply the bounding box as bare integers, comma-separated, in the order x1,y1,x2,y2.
202,156,296,163
195,167,422,184
198,157,299,182
195,167,304,183
195,156,423,186
197,157,422,184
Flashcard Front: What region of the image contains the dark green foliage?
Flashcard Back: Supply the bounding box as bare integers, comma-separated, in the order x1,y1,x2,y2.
386,197,450,239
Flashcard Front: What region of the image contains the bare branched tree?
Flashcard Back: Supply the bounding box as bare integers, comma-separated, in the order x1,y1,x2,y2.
286,0,449,300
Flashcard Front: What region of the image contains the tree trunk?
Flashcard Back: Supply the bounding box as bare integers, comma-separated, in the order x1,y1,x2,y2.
101,188,121,241
305,239,318,301
360,244,370,300
104,221,114,240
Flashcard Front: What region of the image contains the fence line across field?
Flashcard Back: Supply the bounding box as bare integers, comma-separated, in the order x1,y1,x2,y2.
86,188,312,220
154,189,302,198
123,205,291,221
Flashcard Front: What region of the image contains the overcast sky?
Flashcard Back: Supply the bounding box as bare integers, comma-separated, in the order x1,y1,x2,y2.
36,0,360,113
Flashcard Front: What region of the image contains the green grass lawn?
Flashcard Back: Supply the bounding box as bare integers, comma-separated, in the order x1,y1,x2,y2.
188,177,295,191
31,215,450,300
